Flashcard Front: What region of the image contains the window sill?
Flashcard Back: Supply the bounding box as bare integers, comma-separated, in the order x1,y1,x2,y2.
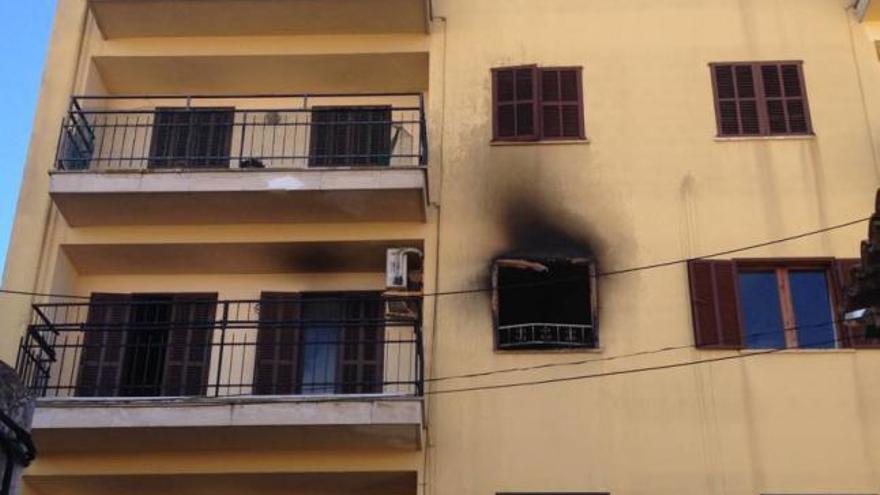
713,134,816,142
731,347,857,354
494,347,603,355
491,139,590,147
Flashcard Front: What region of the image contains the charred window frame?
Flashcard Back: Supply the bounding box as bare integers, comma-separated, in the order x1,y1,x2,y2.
492,258,598,350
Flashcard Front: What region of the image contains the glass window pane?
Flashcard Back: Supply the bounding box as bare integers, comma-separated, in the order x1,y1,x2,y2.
738,272,786,348
789,271,836,349
301,300,342,394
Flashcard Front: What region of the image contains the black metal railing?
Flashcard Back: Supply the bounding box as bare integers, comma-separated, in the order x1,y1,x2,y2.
16,295,423,399
55,93,428,171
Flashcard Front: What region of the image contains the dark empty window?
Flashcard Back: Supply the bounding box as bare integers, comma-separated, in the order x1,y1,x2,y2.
711,62,812,137
493,258,597,349
687,259,858,350
492,65,585,142
309,106,392,166
148,107,234,169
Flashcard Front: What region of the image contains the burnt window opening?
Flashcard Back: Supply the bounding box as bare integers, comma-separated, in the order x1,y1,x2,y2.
493,258,597,350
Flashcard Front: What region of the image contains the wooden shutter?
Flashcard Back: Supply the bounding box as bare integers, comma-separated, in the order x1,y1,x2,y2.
492,65,539,141
338,295,385,394
712,62,811,137
687,260,744,348
76,293,132,397
161,294,217,396
148,108,191,169
711,64,761,136
309,107,391,167
759,63,811,135
188,109,234,168
253,292,302,395
540,67,585,140
833,258,880,349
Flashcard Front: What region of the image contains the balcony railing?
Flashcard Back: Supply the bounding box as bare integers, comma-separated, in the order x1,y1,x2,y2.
16,295,423,399
56,93,427,172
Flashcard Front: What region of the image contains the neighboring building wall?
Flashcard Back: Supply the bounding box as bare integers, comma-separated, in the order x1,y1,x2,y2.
426,0,880,494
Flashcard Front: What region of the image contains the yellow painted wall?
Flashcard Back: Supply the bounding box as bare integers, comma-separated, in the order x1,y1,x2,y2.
424,0,880,493
4,0,880,494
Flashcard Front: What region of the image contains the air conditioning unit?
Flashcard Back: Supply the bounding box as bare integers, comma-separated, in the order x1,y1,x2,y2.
386,248,422,289
385,248,423,320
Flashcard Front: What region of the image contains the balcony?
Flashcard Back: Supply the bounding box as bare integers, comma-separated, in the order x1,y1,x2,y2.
49,94,428,226
16,294,424,451
88,0,430,38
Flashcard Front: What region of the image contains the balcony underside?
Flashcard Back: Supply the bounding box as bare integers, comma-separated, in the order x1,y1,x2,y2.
61,239,422,274
50,169,427,226
89,0,430,38
27,471,417,495
32,397,422,453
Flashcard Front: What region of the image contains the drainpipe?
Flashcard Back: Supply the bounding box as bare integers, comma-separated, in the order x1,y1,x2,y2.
855,0,871,20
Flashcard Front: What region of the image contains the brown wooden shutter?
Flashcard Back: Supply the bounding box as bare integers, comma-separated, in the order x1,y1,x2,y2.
540,67,585,140
189,109,234,168
149,108,190,169
759,63,811,135
492,65,539,141
832,258,880,348
687,260,744,348
711,64,761,136
161,294,217,396
338,295,385,394
253,292,302,395
76,293,132,397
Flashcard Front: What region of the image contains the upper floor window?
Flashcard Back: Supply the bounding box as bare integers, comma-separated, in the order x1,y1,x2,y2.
493,258,597,350
491,65,586,142
710,61,812,137
686,258,879,350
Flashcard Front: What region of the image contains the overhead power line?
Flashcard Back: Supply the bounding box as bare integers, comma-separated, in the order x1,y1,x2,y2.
0,216,869,301
426,319,849,396
427,318,846,383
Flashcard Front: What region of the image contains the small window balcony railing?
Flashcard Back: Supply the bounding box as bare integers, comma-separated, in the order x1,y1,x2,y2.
55,93,427,173
16,295,423,399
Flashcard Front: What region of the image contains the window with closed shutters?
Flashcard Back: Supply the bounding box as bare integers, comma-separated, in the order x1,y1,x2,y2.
148,107,234,168
711,62,812,137
493,65,586,142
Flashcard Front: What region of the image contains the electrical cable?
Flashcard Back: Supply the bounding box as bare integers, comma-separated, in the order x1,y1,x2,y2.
0,216,869,301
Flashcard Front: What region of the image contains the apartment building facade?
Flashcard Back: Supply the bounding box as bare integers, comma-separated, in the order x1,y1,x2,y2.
2,0,880,494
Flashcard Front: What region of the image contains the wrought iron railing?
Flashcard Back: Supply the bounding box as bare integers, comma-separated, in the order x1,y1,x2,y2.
496,323,596,349
16,295,423,399
55,93,427,171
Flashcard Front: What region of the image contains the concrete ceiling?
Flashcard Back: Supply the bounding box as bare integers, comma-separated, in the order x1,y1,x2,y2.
89,0,430,38
62,239,423,275
27,471,417,495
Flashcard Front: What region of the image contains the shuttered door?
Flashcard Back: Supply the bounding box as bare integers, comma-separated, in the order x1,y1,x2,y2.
188,109,234,168
148,108,191,169
161,294,217,396
338,295,384,394
148,107,234,169
833,258,879,348
76,293,132,397
309,107,392,167
687,260,744,348
492,66,539,141
540,68,585,140
253,292,302,395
